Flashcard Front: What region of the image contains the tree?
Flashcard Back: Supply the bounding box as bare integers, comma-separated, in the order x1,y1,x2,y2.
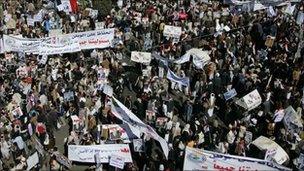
91,0,113,19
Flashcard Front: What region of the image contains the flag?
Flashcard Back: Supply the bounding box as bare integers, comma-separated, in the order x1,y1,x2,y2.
285,4,296,15
296,11,304,25
173,53,190,64
253,2,267,11
152,52,169,66
223,0,236,4
69,0,78,13
267,6,276,17
111,97,169,159
166,68,190,87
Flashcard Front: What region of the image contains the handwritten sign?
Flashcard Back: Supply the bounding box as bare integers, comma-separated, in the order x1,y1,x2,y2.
251,136,289,165
236,89,261,111
283,106,303,135
265,147,277,162
57,0,72,14
131,51,151,64
224,88,237,100
163,25,182,39
68,144,132,163
109,154,125,169
26,152,39,171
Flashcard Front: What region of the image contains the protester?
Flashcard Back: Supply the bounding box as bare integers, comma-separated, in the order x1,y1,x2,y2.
0,0,304,170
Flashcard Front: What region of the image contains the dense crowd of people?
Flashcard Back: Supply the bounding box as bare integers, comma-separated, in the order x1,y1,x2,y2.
0,0,304,170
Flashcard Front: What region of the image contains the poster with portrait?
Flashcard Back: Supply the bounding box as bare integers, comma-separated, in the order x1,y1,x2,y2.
133,139,144,152
12,107,24,119
102,124,129,140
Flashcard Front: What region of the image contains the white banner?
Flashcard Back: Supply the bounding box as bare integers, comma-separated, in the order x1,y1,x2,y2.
236,89,261,111
251,136,289,165
131,51,151,64
163,25,182,38
3,35,43,53
184,147,291,171
51,29,114,50
283,106,303,135
3,29,114,53
111,97,169,159
68,144,132,163
39,41,81,55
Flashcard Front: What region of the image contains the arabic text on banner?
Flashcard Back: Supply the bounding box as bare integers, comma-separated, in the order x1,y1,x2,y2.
68,144,132,163
183,147,291,171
